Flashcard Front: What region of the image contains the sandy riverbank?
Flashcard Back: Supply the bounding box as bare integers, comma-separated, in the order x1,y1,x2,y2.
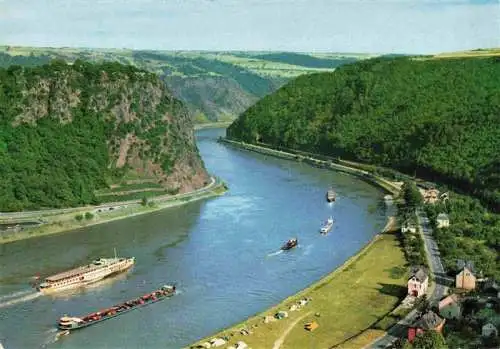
0,180,227,245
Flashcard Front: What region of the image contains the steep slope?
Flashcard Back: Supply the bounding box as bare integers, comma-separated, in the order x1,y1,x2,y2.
0,47,362,122
227,56,500,210
0,60,208,211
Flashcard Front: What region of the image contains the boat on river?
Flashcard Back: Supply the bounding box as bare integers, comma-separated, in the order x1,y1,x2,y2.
326,188,336,202
320,217,334,234
37,250,135,294
57,284,176,331
281,238,298,251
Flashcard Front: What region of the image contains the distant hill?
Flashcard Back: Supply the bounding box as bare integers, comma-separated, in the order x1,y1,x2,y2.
227,56,500,210
0,60,208,211
248,52,360,69
0,46,368,122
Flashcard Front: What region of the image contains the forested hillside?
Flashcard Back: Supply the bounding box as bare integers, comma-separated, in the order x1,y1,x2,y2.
0,60,208,211
227,57,500,210
0,47,361,122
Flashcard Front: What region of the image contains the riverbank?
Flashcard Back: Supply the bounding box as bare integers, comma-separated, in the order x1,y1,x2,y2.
218,138,402,195
188,216,407,349
0,178,228,245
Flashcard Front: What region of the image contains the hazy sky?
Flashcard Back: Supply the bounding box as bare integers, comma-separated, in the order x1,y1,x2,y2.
0,0,498,54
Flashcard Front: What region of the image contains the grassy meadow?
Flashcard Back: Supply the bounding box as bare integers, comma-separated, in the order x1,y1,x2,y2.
190,222,408,349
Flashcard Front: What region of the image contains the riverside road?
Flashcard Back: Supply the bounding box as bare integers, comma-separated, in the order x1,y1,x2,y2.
369,209,450,348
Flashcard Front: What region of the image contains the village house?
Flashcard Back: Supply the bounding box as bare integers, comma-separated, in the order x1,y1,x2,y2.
407,268,429,298
456,267,476,290
407,310,446,343
401,222,417,234
436,213,450,228
438,294,462,319
423,188,439,204
481,323,498,338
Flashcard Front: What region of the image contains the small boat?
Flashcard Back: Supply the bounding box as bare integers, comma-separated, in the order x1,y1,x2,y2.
57,285,176,331
320,216,334,234
326,188,336,202
281,238,298,251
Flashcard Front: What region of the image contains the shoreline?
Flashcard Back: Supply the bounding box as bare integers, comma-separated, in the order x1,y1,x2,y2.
188,216,401,349
188,139,405,348
0,178,228,245
218,138,401,195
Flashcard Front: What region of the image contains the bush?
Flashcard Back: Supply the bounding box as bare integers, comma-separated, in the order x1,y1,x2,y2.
84,212,94,220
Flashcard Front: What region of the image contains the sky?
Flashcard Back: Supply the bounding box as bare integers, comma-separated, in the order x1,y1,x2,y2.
0,0,498,54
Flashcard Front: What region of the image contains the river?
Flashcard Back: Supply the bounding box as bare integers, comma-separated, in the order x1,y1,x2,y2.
0,128,389,349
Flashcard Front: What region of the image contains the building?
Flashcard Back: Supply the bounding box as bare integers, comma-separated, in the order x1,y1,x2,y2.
436,213,450,228
456,267,476,290
407,268,429,297
423,188,439,204
401,222,417,234
438,294,462,319
407,310,446,343
481,323,498,338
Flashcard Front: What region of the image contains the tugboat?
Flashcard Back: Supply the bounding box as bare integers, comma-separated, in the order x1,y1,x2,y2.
57,284,176,331
326,188,336,202
281,238,298,251
320,216,334,234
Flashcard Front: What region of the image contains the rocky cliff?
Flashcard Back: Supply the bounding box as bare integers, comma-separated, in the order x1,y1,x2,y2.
0,60,209,211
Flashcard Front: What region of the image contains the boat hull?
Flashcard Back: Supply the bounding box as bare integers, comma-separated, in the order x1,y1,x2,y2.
58,286,176,331
281,240,298,250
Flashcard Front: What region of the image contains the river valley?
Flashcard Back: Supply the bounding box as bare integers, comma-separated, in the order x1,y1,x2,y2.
0,128,389,349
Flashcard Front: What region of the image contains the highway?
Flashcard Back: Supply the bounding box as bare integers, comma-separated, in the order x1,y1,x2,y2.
0,176,217,221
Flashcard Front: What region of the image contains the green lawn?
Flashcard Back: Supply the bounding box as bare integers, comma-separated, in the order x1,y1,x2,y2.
189,228,407,349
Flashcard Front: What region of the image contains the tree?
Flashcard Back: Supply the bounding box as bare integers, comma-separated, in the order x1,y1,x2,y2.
401,181,423,209
415,294,430,313
411,331,448,349
141,197,148,206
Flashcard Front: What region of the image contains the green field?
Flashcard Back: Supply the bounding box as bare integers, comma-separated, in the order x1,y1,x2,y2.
190,226,407,349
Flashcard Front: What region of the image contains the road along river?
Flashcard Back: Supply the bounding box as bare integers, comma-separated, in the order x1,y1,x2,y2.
0,128,390,349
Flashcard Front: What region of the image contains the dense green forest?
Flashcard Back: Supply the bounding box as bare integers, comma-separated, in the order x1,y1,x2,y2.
251,52,359,69
0,60,205,211
0,52,51,68
227,56,500,211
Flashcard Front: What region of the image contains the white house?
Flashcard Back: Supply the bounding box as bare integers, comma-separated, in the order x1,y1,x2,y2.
481,323,498,338
436,213,450,228
401,223,417,234
407,268,429,298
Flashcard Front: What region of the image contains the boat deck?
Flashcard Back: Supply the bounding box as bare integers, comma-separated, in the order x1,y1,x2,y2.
46,258,122,282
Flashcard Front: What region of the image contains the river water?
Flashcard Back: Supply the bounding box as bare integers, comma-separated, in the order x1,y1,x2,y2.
0,128,389,349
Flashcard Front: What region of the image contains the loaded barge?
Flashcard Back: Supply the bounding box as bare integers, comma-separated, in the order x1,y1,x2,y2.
58,284,176,331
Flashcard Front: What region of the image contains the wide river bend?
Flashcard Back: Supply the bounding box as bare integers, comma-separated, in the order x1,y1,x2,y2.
0,128,390,349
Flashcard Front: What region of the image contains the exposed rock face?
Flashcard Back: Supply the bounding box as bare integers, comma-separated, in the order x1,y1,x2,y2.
0,60,209,210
